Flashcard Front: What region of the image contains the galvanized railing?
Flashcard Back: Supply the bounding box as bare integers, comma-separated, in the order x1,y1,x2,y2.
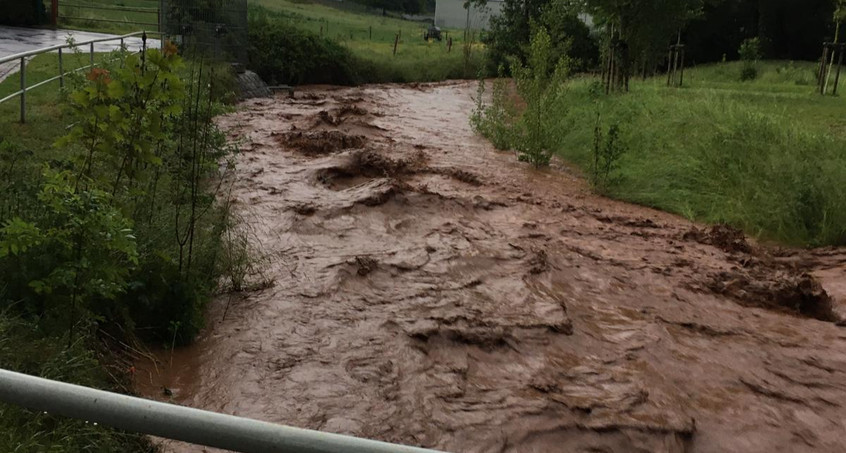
0,368,444,453
0,30,162,123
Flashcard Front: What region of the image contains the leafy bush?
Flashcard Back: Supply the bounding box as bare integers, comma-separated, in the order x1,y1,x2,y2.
248,14,360,85
471,68,518,151
739,37,761,81
472,28,572,168
0,45,235,345
590,117,627,193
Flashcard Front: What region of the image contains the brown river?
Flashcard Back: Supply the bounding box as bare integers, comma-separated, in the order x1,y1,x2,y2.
137,81,846,453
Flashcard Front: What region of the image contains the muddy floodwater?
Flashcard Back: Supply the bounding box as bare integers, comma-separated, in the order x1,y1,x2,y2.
138,81,846,453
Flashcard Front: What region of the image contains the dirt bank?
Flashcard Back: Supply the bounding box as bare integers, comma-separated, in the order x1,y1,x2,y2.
138,81,846,453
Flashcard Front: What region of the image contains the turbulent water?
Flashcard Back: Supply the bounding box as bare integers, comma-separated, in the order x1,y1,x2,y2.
138,81,846,453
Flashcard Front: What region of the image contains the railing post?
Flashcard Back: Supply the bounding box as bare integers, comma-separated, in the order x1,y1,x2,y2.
58,47,64,88
120,37,124,50
19,57,26,123
90,42,94,67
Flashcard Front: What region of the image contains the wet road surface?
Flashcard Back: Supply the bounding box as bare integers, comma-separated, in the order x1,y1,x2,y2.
138,81,846,453
0,26,158,81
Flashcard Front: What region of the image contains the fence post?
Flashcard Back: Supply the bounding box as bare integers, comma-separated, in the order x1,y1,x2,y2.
834,45,844,96
51,0,59,27
89,42,94,67
393,33,399,55
19,57,26,124
58,47,64,88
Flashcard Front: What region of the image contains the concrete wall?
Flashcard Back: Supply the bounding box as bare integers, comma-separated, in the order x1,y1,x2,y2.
434,0,503,30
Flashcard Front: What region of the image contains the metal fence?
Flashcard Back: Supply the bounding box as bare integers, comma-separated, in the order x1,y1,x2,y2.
0,368,443,453
57,0,162,31
161,0,248,64
0,31,162,123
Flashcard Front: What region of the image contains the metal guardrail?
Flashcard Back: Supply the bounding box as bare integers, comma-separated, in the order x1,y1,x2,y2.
0,368,445,453
0,30,163,123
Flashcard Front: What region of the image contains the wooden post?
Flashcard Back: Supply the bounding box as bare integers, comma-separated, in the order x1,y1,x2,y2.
820,44,829,94
818,45,828,89
448,37,452,53
834,45,844,95
393,33,399,55
667,46,673,86
51,0,58,27
679,47,685,87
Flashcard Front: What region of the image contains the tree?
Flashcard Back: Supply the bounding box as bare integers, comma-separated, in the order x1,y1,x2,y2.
483,0,598,73
586,0,702,80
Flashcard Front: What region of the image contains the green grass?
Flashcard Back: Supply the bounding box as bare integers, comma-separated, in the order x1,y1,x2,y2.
250,0,486,82
58,0,160,34
548,61,846,246
0,52,109,149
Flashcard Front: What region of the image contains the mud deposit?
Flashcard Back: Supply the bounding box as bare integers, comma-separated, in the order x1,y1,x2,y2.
139,81,846,453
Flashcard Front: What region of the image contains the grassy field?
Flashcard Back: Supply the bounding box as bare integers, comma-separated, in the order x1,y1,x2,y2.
250,0,486,82
546,61,846,246
57,0,160,34
53,0,488,83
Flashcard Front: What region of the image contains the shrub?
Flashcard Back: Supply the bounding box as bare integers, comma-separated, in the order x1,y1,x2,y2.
739,37,761,81
511,27,571,167
248,16,360,85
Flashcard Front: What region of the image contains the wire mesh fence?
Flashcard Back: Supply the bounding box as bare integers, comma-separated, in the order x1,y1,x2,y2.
161,0,248,64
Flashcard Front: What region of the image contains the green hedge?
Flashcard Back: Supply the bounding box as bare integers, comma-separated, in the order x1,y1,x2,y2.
248,19,361,86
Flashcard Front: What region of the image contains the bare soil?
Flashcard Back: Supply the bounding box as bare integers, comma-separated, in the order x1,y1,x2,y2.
138,81,846,453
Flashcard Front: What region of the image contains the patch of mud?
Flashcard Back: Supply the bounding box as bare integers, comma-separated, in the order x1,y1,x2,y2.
354,256,378,276
683,224,751,253
276,130,366,155
709,270,837,322
314,105,369,126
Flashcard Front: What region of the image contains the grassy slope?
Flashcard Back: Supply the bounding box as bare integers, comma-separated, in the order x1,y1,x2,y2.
251,0,486,82
553,61,846,246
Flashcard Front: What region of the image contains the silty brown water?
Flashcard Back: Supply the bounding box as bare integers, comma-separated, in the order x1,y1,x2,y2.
137,81,846,453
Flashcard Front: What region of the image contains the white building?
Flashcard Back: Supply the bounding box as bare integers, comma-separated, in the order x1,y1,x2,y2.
434,0,504,30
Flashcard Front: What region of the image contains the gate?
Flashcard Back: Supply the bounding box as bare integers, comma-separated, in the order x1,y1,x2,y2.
55,0,161,32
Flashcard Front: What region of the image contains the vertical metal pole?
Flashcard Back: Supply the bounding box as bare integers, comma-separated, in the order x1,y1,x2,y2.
90,42,94,67
19,57,26,124
58,47,64,88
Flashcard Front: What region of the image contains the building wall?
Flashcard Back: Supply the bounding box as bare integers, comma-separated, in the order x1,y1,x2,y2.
434,0,503,30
